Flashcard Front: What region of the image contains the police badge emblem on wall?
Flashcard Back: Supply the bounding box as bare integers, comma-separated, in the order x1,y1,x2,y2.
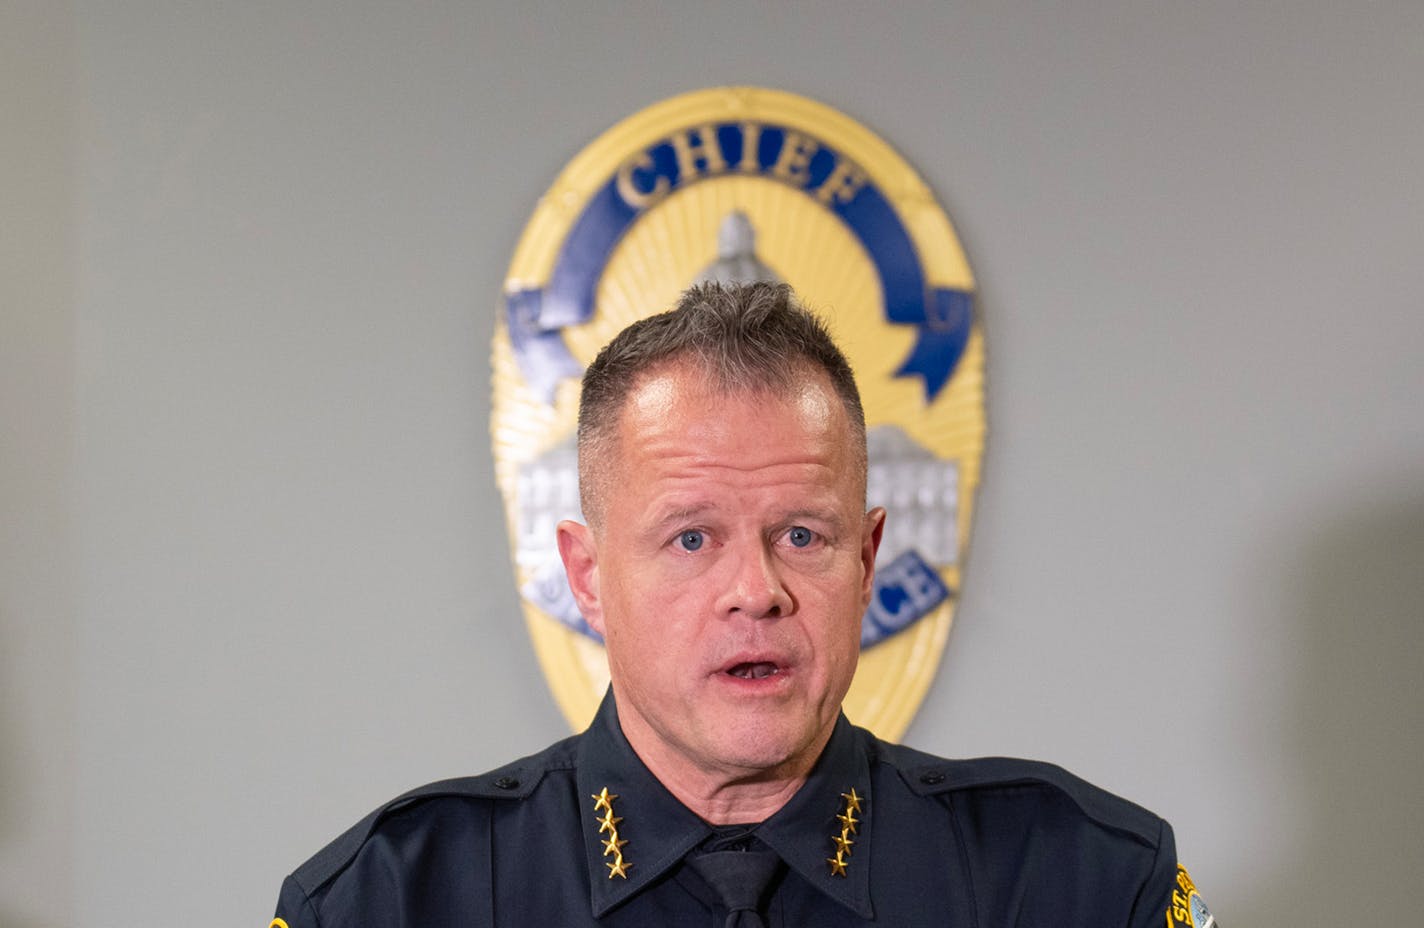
493,87,984,739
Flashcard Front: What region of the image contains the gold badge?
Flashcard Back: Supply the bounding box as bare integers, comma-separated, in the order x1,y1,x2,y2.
494,87,984,740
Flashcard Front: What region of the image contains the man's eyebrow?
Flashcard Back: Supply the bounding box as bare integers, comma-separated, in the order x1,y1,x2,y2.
648,504,719,532
781,507,846,529
641,504,847,538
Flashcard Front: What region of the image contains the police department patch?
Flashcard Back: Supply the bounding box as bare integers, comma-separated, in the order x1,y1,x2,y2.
1169,865,1218,928
493,87,984,739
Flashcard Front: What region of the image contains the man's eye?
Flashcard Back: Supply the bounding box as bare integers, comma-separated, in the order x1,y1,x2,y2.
787,526,815,548
677,530,705,551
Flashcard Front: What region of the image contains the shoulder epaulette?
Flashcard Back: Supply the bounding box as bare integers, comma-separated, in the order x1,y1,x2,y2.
873,740,1163,848
291,733,579,895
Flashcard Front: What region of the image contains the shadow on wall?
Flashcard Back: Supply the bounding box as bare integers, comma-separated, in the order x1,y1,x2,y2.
0,916,52,928
0,610,34,928
1235,484,1424,925
0,607,69,928
0,611,12,866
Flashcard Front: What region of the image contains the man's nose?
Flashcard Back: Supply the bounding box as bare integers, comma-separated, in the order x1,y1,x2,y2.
718,540,793,619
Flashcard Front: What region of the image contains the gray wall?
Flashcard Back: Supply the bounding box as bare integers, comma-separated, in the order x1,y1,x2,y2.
3,2,1422,925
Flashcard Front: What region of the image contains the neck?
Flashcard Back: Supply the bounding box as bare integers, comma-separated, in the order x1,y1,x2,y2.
613,706,835,825
668,770,808,825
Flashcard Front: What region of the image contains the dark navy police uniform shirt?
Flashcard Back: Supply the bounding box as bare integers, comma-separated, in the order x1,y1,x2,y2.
273,694,1212,927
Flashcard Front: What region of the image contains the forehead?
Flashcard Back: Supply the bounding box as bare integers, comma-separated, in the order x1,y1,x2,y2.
602,364,863,518
618,360,842,445
579,358,866,525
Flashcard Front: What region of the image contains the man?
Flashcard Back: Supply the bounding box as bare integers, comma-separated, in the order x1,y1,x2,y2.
272,282,1213,927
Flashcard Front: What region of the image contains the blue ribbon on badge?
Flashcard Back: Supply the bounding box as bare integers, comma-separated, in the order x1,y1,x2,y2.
862,549,952,647
505,123,973,404
504,289,585,402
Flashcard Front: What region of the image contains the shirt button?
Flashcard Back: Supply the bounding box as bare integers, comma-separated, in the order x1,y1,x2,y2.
493,776,520,790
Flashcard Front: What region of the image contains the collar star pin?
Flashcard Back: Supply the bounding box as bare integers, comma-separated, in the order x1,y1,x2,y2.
591,787,632,879
827,788,864,877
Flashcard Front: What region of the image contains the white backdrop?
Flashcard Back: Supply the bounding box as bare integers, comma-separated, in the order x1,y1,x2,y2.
3,2,1423,926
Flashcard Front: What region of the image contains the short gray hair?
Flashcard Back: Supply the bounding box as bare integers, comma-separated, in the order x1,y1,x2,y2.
577,281,866,525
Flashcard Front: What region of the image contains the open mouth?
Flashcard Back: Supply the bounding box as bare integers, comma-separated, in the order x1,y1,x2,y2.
726,661,782,680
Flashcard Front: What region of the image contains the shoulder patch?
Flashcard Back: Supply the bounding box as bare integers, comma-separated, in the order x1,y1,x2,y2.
1167,865,1217,927
289,734,579,896
874,741,1163,848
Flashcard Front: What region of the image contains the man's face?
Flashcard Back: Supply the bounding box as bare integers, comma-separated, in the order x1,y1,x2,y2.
559,361,883,787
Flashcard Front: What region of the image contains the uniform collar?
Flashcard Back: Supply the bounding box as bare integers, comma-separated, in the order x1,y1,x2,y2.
575,692,874,920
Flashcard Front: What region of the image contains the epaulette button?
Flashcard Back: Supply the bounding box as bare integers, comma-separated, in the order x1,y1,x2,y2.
493,776,520,790
919,771,945,786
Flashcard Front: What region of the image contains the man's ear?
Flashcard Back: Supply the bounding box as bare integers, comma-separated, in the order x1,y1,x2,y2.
557,519,605,636
860,507,887,605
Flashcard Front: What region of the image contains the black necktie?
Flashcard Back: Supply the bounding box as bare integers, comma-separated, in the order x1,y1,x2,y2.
685,837,782,928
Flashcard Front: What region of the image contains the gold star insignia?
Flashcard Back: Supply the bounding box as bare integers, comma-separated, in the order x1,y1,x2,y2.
589,786,633,877
827,787,864,876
